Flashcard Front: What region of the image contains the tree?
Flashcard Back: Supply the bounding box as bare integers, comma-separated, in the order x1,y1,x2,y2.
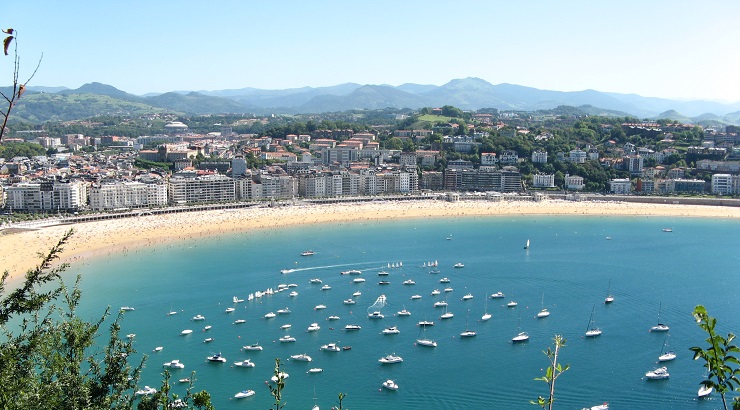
532,335,569,410
690,305,740,410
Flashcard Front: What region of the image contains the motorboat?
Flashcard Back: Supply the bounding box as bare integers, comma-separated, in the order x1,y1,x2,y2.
163,359,185,369
243,343,263,351
345,324,361,331
344,298,356,305
341,270,362,275
431,289,441,295
203,325,212,331
645,366,669,380
507,301,518,307
279,335,296,343
192,314,205,321
378,280,390,285
290,354,312,362
417,320,435,327
453,263,465,268
416,338,437,347
135,386,157,396
153,346,163,352
353,278,366,283
289,291,298,297
662,228,673,232
233,319,246,324
127,333,136,339
310,278,322,284
462,293,474,300
301,250,315,256
321,343,341,352
378,354,403,364
382,326,400,335
178,378,190,383
203,337,214,343
234,359,255,368
206,353,226,363
444,287,454,292
307,368,323,373
582,404,609,410
490,292,504,298
234,390,255,399
429,269,440,274
377,270,389,276
434,301,448,307
277,308,291,314
410,295,422,300
233,296,244,303
537,309,550,318
321,285,332,291
225,307,235,313
439,278,451,283
402,279,416,285
460,330,477,337
397,309,411,316
264,312,276,319
315,304,327,310
280,269,293,274
512,332,529,342
698,385,713,398
368,311,384,319
270,372,289,383
281,324,292,330
180,329,193,335
353,291,362,297
382,379,399,390
288,283,298,288
307,323,321,332
120,306,135,311
327,315,340,321
167,311,177,316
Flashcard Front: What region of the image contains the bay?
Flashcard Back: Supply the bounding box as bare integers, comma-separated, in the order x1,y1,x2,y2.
68,215,740,409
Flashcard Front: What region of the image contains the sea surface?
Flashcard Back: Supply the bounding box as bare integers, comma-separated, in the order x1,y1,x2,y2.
66,214,740,409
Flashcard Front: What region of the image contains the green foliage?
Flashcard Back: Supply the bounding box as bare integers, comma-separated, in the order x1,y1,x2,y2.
134,157,171,171
332,392,347,410
0,140,46,159
690,305,740,410
532,335,569,410
268,358,286,410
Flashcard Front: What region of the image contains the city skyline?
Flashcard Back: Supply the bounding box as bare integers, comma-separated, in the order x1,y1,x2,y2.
3,1,740,102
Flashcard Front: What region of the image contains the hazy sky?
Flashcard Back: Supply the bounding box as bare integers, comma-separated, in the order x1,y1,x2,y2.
3,1,739,101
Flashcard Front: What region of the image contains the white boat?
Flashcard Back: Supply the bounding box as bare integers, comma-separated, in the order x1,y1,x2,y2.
411,295,422,300
353,291,362,297
310,278,322,284
431,289,441,296
662,228,673,232
344,298,356,305
382,326,400,335
301,250,315,256
120,306,135,311
429,269,441,274
192,314,205,321
382,379,399,390
698,385,713,398
398,308,411,316
658,335,676,361
264,312,276,319
604,280,614,304
234,359,255,368
289,291,298,297
234,390,255,399
180,329,193,335
281,324,292,330
206,353,226,362
270,372,289,383
368,311,384,319
248,293,254,300
645,366,669,380
280,269,293,274
168,311,178,316
321,343,341,352
225,307,235,313
307,368,323,374
127,333,136,339
307,323,321,332
233,296,244,303
203,325,212,331
353,278,366,283
243,343,263,351
481,297,492,321
288,283,298,288
341,269,362,275
490,292,504,298
507,301,518,308
417,320,435,326
233,319,246,324
462,293,473,300
153,346,163,352
537,293,550,318
460,330,477,337
378,280,391,285
440,309,454,319
650,302,669,332
344,324,361,331
178,378,190,383
403,279,416,285
440,278,450,283
163,359,185,369
379,354,403,364
277,307,291,314
512,332,529,342
377,270,389,276
203,337,214,343
453,263,464,268
582,403,609,410
327,315,340,321
290,353,312,362
524,239,530,249
444,287,453,293
279,335,296,343
585,305,602,337
314,304,327,310
135,386,157,396
416,338,437,347
321,285,332,290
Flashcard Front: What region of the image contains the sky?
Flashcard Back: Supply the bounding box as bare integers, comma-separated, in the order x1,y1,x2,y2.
2,1,740,102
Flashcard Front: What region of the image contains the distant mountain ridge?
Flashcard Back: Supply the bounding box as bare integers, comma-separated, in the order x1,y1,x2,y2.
14,78,740,125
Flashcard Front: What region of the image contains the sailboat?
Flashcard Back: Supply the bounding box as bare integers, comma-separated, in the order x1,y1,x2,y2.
416,325,437,347
524,239,530,249
585,305,602,337
459,312,476,337
604,280,614,304
650,303,669,332
536,293,550,318
312,387,319,410
658,335,676,361
481,295,492,321
512,316,529,342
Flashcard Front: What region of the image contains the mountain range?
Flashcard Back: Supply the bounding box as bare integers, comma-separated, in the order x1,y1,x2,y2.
10,77,740,126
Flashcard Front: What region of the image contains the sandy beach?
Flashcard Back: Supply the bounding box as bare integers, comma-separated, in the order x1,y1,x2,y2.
3,199,740,285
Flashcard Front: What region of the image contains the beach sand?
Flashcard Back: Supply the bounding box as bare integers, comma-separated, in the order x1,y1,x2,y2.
3,199,740,285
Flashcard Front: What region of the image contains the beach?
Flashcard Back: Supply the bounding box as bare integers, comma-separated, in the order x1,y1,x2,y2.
3,198,740,284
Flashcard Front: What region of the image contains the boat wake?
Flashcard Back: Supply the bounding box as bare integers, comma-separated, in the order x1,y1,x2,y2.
280,261,385,274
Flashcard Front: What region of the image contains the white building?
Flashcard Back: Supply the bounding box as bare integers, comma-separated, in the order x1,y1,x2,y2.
532,173,555,188
711,174,739,195
481,152,498,166
531,150,548,164
6,181,87,212
609,178,632,195
565,174,585,190
168,174,235,204
569,149,587,163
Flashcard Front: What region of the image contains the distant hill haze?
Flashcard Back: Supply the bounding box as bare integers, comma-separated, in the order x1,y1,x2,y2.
12,78,740,125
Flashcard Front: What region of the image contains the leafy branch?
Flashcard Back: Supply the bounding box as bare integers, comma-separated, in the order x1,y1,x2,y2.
0,28,42,141
532,335,569,410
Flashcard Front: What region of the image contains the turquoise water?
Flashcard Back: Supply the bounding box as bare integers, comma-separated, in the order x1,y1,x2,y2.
67,215,740,409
